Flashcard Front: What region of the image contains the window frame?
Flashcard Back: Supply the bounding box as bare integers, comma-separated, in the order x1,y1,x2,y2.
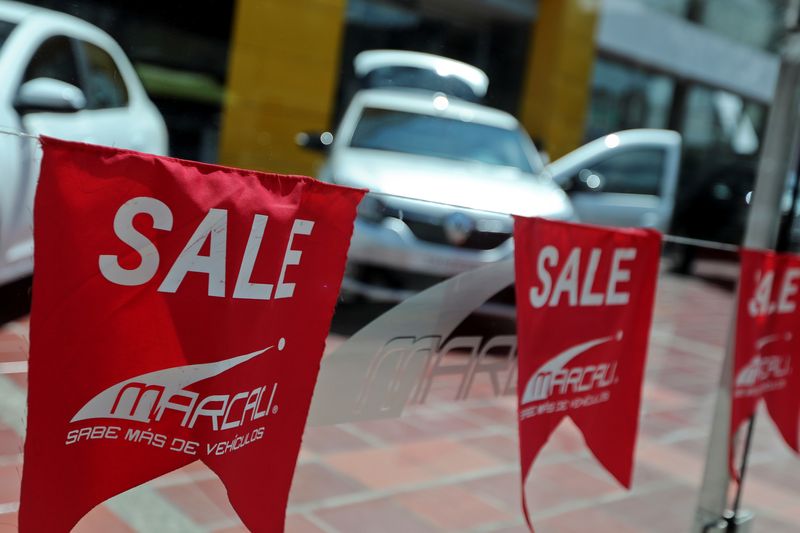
19,34,84,92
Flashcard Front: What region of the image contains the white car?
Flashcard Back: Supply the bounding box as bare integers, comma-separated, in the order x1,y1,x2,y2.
302,50,681,302
0,1,168,286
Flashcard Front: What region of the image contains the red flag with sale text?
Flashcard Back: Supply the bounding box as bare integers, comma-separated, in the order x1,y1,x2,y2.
20,137,364,532
731,249,800,478
513,217,661,530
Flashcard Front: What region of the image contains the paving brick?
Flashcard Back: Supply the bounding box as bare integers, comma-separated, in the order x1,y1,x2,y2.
212,526,249,533
525,460,623,512
403,408,485,438
316,498,439,533
285,514,328,533
7,270,800,531
0,512,16,533
288,462,365,504
74,505,135,532
394,484,511,530
0,426,22,457
158,479,235,526
461,471,522,513
461,434,519,462
350,417,433,444
489,525,529,533
463,405,518,426
324,438,499,489
534,506,642,533
4,373,26,390
0,465,21,505
598,485,697,532
751,514,800,533
301,425,372,454
635,438,704,483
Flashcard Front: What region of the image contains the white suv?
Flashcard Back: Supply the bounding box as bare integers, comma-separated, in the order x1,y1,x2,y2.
0,1,168,285
302,50,681,303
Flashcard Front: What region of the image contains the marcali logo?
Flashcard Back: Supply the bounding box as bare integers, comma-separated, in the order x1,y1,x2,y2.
736,333,792,388
70,338,286,431
521,331,622,404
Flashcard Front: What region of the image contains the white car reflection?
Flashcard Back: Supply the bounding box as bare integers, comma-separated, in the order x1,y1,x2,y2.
300,50,680,303
324,88,572,302
0,1,168,286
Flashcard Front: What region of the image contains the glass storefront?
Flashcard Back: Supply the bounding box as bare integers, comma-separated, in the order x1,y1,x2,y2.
3,1,800,530
699,0,789,52
585,57,675,141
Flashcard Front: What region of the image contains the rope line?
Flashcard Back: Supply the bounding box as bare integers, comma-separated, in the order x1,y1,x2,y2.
0,127,744,254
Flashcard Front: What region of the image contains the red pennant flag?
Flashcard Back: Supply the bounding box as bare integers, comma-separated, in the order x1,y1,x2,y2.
513,217,661,530
731,249,800,478
20,137,364,532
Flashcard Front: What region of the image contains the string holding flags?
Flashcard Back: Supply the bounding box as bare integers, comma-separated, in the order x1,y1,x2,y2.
19,137,364,532
513,217,661,531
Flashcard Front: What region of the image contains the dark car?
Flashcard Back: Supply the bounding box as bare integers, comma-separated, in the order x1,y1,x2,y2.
669,151,755,274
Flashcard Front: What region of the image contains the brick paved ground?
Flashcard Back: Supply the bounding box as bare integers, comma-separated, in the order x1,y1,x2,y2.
1,263,799,532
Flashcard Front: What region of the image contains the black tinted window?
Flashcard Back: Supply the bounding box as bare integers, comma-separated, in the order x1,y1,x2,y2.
23,36,80,86
82,42,128,108
587,148,666,196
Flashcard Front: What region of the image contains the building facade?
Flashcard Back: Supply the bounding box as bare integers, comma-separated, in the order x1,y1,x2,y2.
27,0,789,221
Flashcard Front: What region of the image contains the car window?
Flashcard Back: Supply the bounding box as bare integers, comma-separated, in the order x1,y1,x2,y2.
23,36,80,87
80,41,129,109
350,107,535,173
582,148,666,196
0,21,15,51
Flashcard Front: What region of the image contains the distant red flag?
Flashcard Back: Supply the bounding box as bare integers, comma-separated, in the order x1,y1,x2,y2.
513,217,661,530
20,137,364,532
731,249,800,479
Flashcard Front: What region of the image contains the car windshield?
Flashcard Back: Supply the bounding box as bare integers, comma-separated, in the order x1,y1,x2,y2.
350,107,536,174
0,21,15,50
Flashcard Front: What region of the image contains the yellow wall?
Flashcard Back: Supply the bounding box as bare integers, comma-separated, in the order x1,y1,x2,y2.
520,0,599,160
218,0,346,176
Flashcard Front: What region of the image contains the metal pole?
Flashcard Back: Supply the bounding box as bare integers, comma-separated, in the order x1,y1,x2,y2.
728,414,756,532
692,29,800,533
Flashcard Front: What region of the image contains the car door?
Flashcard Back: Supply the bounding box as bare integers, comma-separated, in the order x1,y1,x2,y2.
72,39,142,149
545,129,681,232
2,35,91,273
17,35,92,141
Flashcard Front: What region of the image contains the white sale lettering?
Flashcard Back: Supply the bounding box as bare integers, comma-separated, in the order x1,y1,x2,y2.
98,196,315,299
528,246,637,308
747,267,800,317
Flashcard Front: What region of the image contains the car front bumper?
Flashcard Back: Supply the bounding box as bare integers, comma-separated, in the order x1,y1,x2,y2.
343,216,514,306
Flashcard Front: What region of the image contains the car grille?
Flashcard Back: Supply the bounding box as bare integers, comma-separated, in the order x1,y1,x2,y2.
403,219,510,250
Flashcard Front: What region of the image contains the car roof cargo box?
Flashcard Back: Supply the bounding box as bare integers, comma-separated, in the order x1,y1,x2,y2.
354,50,489,101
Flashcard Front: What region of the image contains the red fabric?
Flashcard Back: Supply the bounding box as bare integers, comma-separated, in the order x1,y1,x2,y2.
513,217,661,531
731,249,800,479
20,137,364,532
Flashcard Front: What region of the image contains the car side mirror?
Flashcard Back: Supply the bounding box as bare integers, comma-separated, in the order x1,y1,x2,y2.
295,130,334,152
14,78,87,114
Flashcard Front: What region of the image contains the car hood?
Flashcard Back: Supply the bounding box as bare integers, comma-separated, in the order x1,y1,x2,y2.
327,148,573,218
